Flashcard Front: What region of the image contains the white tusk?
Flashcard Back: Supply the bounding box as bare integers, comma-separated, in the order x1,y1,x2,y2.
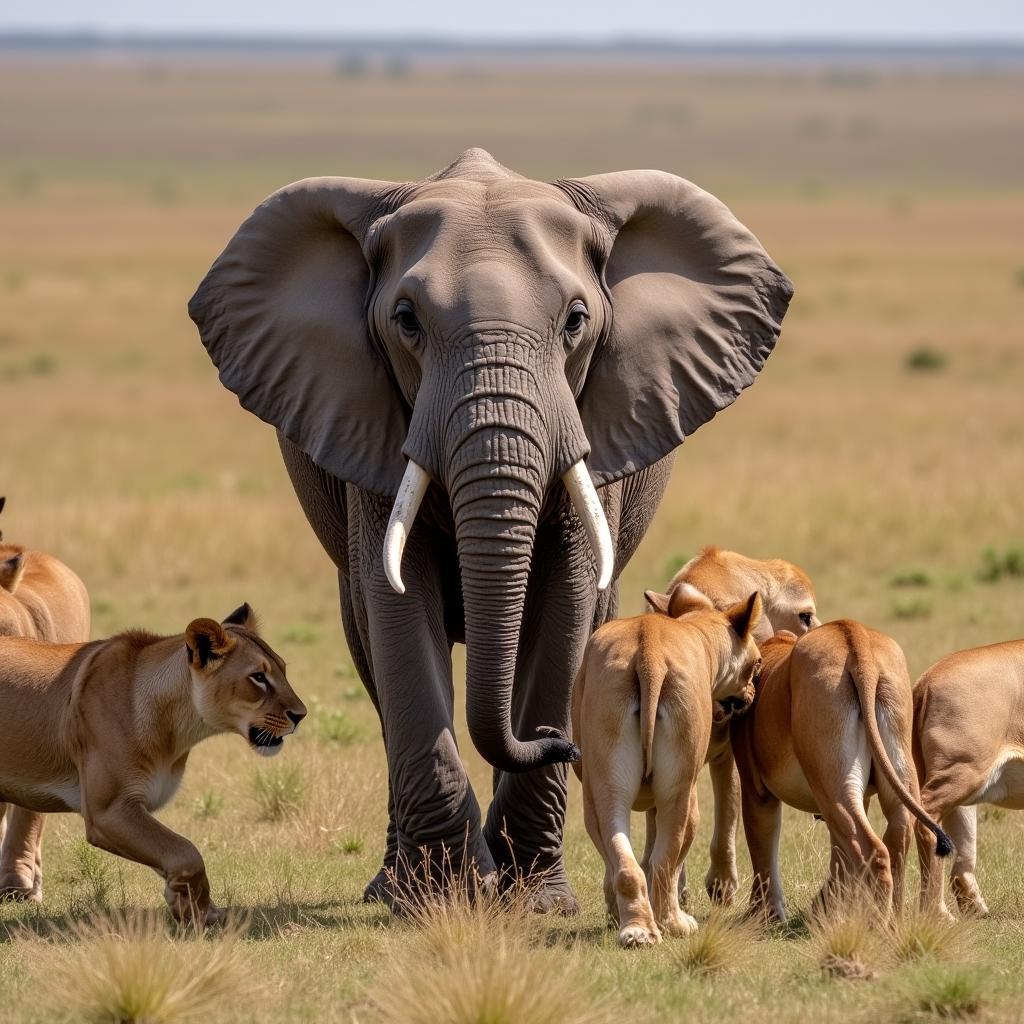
562,461,614,592
383,460,431,595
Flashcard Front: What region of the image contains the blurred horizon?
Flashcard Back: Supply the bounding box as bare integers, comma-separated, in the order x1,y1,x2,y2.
2,0,1022,43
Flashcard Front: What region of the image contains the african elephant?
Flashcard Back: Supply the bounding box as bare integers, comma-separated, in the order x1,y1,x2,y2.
189,148,791,911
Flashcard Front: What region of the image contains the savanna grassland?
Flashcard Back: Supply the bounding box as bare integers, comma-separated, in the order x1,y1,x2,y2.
1,55,1023,1022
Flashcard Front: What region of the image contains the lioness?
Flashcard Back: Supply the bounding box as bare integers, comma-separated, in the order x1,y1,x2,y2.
646,547,820,904
731,622,951,922
0,495,91,902
0,603,305,925
572,587,762,947
914,639,1024,919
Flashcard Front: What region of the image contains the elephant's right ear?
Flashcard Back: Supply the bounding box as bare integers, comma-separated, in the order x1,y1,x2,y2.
189,177,410,496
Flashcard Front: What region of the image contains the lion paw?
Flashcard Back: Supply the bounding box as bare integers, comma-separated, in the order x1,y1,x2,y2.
618,923,662,948
661,910,699,937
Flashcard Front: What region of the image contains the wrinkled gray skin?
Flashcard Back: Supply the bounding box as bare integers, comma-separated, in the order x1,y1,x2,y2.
190,149,792,911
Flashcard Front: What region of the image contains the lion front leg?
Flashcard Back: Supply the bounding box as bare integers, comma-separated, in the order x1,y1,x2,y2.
82,762,222,926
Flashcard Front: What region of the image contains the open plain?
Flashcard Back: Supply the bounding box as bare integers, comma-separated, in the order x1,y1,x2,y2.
1,56,1023,1022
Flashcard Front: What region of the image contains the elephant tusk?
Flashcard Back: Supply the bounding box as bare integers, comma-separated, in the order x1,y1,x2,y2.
383,460,431,595
562,461,614,592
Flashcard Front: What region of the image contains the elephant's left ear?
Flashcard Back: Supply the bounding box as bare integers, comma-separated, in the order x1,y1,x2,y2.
558,170,793,486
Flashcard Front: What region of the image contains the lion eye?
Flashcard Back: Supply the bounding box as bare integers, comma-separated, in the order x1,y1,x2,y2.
250,672,270,692
799,612,814,627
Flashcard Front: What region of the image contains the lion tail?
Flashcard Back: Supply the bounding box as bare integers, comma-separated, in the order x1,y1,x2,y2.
637,636,666,781
839,620,953,857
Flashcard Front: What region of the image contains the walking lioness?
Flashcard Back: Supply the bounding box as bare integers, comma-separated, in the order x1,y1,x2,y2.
646,547,820,904
732,622,951,922
0,603,305,925
572,587,762,947
914,639,1024,919
0,496,91,902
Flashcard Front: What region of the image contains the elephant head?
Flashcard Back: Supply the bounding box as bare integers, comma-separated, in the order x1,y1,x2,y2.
189,149,792,774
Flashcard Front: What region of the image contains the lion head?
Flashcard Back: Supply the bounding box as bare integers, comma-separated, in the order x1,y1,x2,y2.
185,604,306,757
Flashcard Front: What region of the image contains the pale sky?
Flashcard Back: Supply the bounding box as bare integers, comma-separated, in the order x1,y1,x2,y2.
3,0,1023,40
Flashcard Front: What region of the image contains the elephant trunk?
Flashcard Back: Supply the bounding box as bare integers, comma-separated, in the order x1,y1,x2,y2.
449,420,579,773
382,340,612,773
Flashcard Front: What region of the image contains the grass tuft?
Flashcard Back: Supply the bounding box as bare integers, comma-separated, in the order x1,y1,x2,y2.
27,910,248,1024
251,764,305,822
892,597,933,620
889,910,970,965
905,345,948,372
369,882,610,1024
806,891,882,981
192,789,224,820
890,568,932,588
67,840,115,912
675,909,759,975
316,707,362,745
977,546,1024,583
899,962,985,1020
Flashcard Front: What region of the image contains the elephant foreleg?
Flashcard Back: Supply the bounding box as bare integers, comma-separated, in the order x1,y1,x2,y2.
355,490,494,904
338,574,399,903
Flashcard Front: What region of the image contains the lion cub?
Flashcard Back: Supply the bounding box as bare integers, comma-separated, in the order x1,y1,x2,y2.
0,603,305,925
731,622,951,922
914,639,1024,919
572,586,762,947
646,546,820,904
0,496,91,902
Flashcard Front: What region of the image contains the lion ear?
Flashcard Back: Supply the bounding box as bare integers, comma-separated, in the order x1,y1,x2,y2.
726,592,764,640
0,552,24,593
668,582,714,618
185,618,234,669
644,589,671,614
222,603,257,629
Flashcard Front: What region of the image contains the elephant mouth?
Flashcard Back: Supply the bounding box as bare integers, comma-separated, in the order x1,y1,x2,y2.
248,726,285,757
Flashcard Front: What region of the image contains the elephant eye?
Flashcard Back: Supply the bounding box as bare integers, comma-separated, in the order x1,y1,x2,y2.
563,302,589,342
392,301,421,338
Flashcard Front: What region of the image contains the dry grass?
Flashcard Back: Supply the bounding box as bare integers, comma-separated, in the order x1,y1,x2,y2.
367,885,610,1024
806,888,885,981
896,963,987,1021
24,911,248,1024
674,909,760,975
888,909,973,966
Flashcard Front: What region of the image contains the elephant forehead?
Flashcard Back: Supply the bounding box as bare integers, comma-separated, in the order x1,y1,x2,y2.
380,181,597,274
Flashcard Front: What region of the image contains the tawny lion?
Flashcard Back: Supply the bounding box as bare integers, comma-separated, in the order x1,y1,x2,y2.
0,495,91,902
731,622,951,921
572,586,762,947
645,546,820,904
914,638,1024,918
0,603,305,925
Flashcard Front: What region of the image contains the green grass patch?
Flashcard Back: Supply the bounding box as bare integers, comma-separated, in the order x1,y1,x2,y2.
905,346,948,372
977,546,1024,583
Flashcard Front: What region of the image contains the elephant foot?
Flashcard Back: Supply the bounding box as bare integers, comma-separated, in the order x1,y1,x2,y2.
522,877,580,916
364,840,497,914
361,866,395,908
494,863,580,916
